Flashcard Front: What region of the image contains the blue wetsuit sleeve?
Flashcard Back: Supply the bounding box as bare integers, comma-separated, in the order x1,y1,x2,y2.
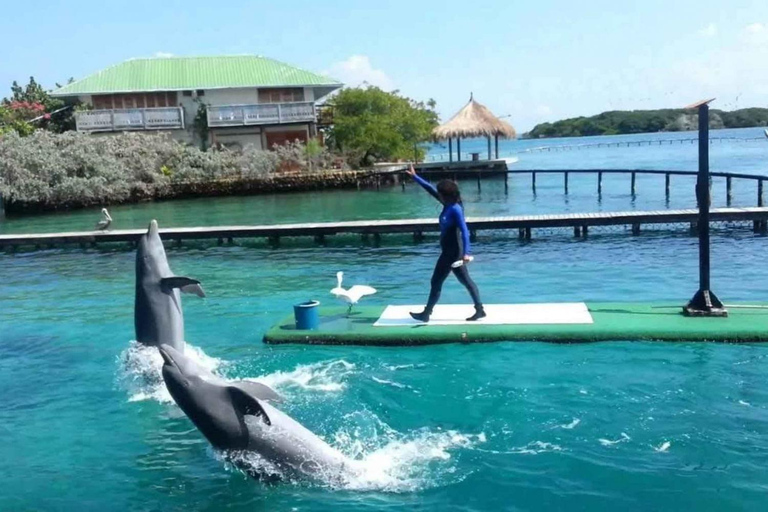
452,204,471,255
412,173,442,202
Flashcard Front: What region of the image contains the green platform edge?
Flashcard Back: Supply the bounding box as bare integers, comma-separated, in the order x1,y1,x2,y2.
263,303,768,346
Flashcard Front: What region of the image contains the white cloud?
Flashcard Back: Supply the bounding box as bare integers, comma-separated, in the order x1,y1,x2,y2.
742,23,768,45
698,23,717,38
154,52,175,58
535,105,553,116
325,55,394,90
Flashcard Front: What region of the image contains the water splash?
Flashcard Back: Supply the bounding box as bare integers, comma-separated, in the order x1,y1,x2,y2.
338,429,484,492
117,341,222,403
654,441,671,453
599,433,632,446
509,441,564,455
214,414,484,493
559,418,581,430
371,376,408,389
256,359,355,393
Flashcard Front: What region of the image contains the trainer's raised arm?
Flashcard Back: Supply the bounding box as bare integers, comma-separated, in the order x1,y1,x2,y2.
408,164,442,203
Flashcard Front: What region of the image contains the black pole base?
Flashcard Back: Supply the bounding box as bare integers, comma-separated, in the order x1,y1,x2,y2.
683,289,728,317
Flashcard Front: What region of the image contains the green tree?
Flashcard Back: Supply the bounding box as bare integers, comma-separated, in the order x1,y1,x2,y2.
0,105,35,136
528,107,768,138
326,87,438,166
2,76,77,134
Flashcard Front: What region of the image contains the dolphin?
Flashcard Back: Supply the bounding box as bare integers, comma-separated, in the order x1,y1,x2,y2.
159,344,357,481
135,220,205,351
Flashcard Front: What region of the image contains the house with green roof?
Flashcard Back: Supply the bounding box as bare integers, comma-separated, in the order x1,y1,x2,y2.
51,55,342,149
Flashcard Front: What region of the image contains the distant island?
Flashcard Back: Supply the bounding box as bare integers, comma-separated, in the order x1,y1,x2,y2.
527,108,768,138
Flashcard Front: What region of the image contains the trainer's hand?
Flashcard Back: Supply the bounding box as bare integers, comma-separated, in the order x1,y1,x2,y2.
406,163,416,176
463,255,472,263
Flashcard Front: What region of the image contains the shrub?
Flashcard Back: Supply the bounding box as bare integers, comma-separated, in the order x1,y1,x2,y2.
0,130,348,209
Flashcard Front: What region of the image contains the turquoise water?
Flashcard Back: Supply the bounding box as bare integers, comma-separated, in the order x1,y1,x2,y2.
2,127,767,235
2,128,768,511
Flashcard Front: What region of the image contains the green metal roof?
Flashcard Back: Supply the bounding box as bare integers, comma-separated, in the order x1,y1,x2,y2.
51,55,342,96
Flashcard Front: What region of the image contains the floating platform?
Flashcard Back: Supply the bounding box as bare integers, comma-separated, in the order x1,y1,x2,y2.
263,303,768,345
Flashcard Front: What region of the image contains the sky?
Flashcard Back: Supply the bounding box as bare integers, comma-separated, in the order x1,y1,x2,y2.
2,0,768,131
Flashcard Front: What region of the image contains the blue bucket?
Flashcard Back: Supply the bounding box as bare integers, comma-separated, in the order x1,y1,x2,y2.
294,300,320,330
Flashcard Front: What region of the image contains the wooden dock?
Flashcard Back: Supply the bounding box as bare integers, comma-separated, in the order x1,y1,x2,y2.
2,207,768,251
374,159,510,180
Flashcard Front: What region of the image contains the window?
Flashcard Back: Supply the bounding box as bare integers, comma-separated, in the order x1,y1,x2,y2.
93,95,113,109
196,90,205,96
91,92,178,109
183,91,193,97
258,88,305,104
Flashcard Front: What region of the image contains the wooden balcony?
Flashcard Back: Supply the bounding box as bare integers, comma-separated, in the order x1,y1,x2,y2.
207,101,316,128
76,107,184,132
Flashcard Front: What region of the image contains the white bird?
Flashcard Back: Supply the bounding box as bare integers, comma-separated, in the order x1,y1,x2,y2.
330,271,376,315
95,208,112,231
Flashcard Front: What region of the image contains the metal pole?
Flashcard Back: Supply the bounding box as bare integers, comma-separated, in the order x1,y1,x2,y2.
684,101,726,316
698,105,711,292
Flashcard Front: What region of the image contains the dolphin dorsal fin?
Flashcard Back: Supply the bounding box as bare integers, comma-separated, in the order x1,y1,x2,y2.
228,386,271,426
161,277,206,297
234,381,283,403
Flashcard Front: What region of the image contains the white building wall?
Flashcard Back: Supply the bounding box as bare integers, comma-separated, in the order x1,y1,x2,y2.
74,85,325,145
204,87,261,106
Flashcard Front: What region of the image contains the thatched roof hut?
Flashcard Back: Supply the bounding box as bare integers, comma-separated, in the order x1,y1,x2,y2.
432,95,516,161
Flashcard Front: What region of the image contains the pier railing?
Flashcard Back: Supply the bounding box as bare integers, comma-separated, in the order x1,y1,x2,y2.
390,166,768,208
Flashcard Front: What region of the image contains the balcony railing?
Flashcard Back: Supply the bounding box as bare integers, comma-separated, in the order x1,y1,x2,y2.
75,107,185,132
207,101,316,127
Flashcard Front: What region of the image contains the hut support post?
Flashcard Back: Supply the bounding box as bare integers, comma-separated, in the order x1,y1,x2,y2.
495,135,499,159
457,138,461,162
448,138,453,163
487,136,492,160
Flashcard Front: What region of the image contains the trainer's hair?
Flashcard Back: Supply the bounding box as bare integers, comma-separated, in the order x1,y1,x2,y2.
436,179,462,205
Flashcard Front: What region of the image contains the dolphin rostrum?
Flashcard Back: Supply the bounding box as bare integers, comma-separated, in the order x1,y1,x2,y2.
159,344,357,481
135,220,205,351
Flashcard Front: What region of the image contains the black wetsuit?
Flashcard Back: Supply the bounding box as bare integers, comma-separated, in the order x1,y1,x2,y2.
413,174,483,314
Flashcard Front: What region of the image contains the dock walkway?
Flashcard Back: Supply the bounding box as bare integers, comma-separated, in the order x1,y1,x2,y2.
2,207,768,251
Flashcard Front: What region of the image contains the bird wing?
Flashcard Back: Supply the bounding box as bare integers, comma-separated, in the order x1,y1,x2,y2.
347,285,377,302
330,287,352,302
